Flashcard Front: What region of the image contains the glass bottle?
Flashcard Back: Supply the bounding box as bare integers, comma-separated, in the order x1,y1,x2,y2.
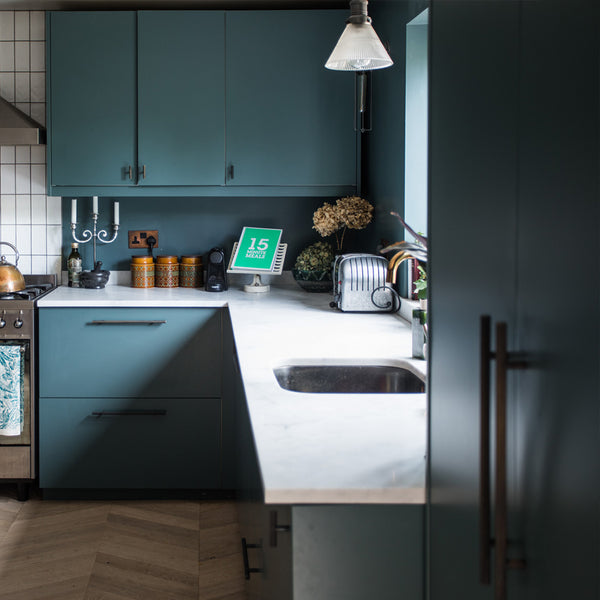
67,243,82,288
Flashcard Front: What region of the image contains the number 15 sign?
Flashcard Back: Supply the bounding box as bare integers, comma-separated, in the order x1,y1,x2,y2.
230,227,283,271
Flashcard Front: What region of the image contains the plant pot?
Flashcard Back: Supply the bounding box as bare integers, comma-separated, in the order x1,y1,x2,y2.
292,269,333,293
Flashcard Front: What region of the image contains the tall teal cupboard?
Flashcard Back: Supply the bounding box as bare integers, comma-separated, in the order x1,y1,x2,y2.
47,11,225,189
427,1,599,599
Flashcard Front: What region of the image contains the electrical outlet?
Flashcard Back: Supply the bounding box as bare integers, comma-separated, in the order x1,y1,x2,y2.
128,230,159,249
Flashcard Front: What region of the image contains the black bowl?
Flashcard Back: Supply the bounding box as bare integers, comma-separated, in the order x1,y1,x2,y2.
81,266,110,289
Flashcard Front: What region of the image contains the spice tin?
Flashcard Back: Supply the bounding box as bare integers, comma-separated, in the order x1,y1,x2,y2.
131,256,154,288
155,255,179,287
179,255,204,288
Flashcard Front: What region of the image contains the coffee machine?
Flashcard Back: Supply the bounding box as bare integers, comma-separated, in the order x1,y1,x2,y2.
205,247,227,292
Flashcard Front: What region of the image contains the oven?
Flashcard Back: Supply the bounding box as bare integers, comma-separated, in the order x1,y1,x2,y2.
0,275,56,499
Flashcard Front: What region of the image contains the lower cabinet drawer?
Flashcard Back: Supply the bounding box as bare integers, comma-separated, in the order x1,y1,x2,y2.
39,396,221,489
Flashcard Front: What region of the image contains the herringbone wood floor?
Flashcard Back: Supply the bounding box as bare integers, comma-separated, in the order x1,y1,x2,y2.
0,485,247,600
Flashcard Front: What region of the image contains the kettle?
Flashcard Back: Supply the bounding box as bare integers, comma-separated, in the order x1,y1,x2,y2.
0,242,25,293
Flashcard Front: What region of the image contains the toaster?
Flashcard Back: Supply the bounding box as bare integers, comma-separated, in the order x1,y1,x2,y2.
331,254,399,312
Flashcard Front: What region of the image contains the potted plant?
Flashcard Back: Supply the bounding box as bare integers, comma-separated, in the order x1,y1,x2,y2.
292,241,335,292
293,196,374,292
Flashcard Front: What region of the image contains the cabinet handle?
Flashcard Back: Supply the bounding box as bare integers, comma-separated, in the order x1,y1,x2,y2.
127,165,133,180
227,163,234,181
91,409,167,418
139,164,146,179
88,320,166,326
479,315,492,585
241,537,263,580
480,317,528,600
269,510,291,547
494,323,527,600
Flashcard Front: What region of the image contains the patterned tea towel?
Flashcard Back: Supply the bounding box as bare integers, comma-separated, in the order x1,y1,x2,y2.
0,345,23,436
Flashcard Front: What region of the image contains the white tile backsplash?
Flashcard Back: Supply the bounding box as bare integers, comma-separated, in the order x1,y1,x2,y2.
16,194,30,223
0,12,62,279
14,12,28,41
0,13,14,42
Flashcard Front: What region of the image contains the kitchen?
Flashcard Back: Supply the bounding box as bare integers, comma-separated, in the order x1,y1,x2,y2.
0,1,598,600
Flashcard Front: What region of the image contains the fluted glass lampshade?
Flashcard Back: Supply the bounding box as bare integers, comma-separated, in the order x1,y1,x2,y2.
325,22,393,71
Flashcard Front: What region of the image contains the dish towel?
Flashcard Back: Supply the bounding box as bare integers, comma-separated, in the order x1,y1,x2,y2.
0,345,23,436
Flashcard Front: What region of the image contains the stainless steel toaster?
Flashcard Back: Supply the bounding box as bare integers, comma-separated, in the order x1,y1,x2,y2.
331,254,399,312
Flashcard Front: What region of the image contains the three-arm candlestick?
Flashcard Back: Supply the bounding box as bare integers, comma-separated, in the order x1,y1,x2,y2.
70,196,120,267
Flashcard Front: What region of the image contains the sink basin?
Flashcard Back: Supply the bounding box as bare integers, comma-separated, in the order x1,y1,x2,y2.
273,364,425,394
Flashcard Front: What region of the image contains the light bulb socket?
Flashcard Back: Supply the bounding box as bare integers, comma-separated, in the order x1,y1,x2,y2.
347,0,372,25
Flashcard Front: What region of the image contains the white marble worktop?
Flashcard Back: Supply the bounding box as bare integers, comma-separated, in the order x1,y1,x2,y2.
39,274,427,505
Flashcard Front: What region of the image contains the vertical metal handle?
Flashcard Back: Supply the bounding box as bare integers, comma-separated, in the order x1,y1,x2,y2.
269,510,291,547
227,163,234,181
140,164,146,179
128,165,133,180
495,322,509,600
241,537,263,580
479,315,492,586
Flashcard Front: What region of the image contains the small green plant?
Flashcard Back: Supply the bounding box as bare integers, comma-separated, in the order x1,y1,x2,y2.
294,241,335,272
414,264,427,300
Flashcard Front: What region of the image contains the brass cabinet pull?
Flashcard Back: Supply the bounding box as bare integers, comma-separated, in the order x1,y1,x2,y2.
88,320,166,326
480,317,528,600
479,315,492,586
140,164,146,179
91,409,167,418
128,165,133,180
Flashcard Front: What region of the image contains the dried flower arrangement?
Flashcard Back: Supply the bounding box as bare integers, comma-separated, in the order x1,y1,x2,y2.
313,196,374,252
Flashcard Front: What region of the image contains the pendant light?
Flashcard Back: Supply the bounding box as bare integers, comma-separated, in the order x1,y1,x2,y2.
325,0,393,71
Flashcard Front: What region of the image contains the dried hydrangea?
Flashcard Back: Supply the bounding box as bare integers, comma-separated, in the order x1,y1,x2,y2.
294,241,335,271
313,203,342,237
312,196,374,251
336,196,374,230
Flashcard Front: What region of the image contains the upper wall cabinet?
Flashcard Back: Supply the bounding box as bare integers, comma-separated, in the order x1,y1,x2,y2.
46,10,358,197
225,11,357,188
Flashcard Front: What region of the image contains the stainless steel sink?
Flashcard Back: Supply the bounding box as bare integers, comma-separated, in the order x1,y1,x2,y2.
273,364,425,394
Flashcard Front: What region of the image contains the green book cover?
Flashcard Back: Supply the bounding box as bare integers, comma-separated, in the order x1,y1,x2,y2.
231,227,283,271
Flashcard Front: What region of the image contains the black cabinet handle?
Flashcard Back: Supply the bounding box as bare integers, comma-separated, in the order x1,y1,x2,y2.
88,320,166,325
269,510,291,547
227,163,234,181
241,537,263,580
91,409,167,418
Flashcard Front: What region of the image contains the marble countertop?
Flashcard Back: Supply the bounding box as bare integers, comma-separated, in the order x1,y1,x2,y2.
39,274,427,505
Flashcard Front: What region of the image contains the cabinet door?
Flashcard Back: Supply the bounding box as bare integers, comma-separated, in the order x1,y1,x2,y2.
39,308,222,399
39,396,221,489
428,1,599,599
47,12,136,186
137,11,225,186
226,10,357,188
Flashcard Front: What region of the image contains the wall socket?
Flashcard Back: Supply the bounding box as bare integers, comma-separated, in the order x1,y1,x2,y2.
128,230,159,249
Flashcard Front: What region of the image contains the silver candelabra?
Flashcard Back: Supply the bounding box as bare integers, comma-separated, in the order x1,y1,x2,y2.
70,196,120,266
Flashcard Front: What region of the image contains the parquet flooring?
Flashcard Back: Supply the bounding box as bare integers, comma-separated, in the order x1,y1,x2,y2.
0,485,247,600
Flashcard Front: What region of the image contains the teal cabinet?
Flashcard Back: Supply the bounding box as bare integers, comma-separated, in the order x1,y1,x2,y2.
47,11,225,191
39,397,220,489
39,307,223,491
39,307,221,398
137,11,225,186
47,10,357,197
225,11,357,188
47,12,136,186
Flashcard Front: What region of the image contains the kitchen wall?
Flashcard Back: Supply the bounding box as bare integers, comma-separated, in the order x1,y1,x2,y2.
0,8,388,279
0,10,62,277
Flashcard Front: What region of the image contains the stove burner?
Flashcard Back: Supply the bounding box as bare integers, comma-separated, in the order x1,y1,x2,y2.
0,282,54,301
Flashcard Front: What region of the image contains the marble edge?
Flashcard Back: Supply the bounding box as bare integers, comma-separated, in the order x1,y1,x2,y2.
264,487,426,505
